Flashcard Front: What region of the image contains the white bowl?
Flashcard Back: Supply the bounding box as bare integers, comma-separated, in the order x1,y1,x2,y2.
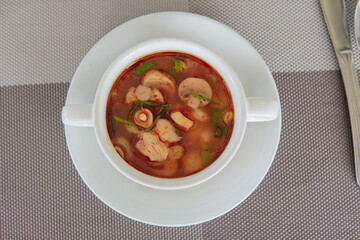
62,37,278,190
94,38,246,190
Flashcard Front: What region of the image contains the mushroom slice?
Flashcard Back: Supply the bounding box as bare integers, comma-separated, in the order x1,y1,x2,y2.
191,108,208,121
154,119,182,143
222,111,234,125
135,132,169,162
114,137,133,158
114,146,125,158
168,145,185,161
136,85,152,101
134,108,153,128
125,87,137,104
186,95,200,109
149,88,164,103
170,111,194,131
178,77,212,106
142,70,175,92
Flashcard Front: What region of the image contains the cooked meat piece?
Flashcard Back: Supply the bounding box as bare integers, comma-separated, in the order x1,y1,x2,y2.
154,119,182,143
125,87,137,104
170,111,194,131
136,132,169,162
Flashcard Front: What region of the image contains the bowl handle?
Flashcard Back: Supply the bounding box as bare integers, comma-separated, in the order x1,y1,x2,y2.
246,97,279,122
62,104,94,127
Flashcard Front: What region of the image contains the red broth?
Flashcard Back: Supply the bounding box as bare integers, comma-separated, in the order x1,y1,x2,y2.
106,52,234,178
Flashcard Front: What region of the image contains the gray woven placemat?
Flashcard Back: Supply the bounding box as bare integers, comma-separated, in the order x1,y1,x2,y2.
1,0,360,239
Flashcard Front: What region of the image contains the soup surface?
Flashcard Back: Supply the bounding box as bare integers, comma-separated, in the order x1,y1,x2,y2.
106,52,234,178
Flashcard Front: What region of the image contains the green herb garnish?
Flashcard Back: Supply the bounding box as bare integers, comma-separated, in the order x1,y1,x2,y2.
214,126,223,137
214,125,228,137
212,109,225,137
157,105,165,114
191,93,222,105
201,144,212,162
129,104,141,115
132,60,157,75
210,74,217,83
212,109,221,125
174,125,182,137
174,59,184,73
113,116,136,126
145,114,161,131
144,105,169,132
111,90,118,96
135,100,169,107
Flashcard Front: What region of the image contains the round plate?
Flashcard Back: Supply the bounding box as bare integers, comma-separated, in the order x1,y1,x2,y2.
64,12,281,226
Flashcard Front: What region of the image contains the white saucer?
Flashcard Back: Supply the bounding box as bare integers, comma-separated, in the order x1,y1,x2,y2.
64,12,281,226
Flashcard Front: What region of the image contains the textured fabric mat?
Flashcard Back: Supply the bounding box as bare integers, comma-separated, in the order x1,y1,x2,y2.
0,83,203,239
202,71,360,239
2,0,360,87
2,0,360,239
0,0,188,86
189,0,360,73
2,73,360,239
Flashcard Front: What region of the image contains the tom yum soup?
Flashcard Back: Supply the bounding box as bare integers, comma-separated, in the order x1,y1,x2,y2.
106,52,234,178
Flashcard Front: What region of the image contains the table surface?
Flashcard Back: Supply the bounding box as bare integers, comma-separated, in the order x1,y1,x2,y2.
1,0,360,239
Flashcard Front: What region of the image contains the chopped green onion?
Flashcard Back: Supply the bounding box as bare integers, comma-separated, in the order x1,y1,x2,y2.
145,105,169,132
174,126,182,137
111,90,118,96
214,126,223,137
135,100,169,107
174,59,184,72
210,74,217,82
129,104,141,115
201,144,212,162
113,116,136,126
212,110,225,137
132,60,157,75
157,105,166,114
145,114,161,131
212,109,221,125
191,93,222,105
